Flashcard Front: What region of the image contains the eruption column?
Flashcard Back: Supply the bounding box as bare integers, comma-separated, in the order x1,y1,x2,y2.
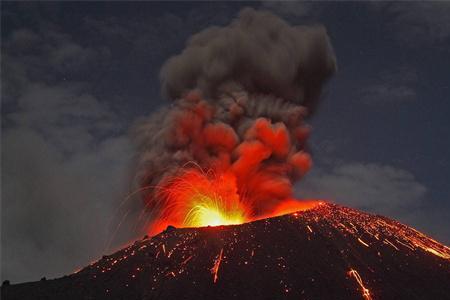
132,8,336,233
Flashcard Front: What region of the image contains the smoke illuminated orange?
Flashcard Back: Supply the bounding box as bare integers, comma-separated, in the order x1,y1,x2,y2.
136,91,318,235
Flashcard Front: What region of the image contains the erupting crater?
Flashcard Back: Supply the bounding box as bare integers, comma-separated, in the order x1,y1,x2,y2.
3,202,450,300
147,168,321,235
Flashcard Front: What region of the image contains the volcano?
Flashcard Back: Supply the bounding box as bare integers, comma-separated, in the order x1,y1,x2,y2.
2,203,450,300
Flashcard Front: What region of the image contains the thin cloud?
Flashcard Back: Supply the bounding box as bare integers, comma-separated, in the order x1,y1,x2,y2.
371,2,450,47
2,18,137,283
358,67,417,104
297,161,426,216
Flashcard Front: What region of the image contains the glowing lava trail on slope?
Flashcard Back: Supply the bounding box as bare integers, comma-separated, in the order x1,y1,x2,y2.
4,203,450,300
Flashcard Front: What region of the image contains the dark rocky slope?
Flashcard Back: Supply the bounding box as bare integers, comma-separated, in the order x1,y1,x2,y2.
3,203,450,300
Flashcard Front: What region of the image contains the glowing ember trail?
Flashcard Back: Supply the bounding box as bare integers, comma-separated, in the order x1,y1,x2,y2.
358,238,370,247
348,269,372,300
211,248,224,283
424,247,450,260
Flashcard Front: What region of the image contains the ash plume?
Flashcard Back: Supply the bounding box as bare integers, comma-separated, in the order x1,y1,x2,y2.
133,8,336,231
160,7,336,111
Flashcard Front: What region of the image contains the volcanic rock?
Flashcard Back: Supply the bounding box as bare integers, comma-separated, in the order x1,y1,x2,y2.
2,203,450,299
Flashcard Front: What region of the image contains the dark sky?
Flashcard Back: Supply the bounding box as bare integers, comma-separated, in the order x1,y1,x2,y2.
2,2,450,283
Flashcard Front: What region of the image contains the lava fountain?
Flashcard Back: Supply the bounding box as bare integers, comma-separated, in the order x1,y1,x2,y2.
152,169,249,232
148,166,322,234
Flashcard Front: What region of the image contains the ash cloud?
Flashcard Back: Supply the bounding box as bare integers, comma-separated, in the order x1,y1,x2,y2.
160,8,336,112
134,8,336,229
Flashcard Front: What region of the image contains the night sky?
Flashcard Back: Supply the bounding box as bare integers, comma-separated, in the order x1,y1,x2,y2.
2,2,450,283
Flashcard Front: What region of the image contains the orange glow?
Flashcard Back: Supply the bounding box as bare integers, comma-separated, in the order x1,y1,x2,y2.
148,168,321,234
348,269,372,300
271,199,322,217
424,247,450,259
358,238,370,247
211,248,224,283
184,198,245,227
141,109,317,235
149,170,249,234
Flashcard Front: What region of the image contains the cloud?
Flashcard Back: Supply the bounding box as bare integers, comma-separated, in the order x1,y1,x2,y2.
358,67,417,104
371,2,450,46
2,128,133,282
296,162,427,216
1,17,138,283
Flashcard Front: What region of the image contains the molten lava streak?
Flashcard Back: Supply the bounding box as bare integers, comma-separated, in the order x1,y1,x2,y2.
348,269,372,300
149,169,320,234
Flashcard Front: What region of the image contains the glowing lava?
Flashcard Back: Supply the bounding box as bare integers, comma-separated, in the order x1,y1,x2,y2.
348,268,372,300
149,169,249,233
183,195,246,227
149,168,320,234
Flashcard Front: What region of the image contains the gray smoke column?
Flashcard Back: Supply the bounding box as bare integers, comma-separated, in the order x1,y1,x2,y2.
161,8,336,112
133,8,336,232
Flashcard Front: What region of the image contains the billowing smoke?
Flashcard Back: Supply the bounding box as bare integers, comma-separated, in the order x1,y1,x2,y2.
133,8,336,232
160,7,336,113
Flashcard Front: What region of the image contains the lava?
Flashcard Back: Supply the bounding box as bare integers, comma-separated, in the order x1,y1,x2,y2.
348,269,372,300
211,248,224,283
148,167,321,235
357,237,370,247
184,201,245,227
150,169,249,234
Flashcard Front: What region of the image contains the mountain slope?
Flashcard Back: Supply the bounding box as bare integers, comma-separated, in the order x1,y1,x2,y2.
3,203,450,300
